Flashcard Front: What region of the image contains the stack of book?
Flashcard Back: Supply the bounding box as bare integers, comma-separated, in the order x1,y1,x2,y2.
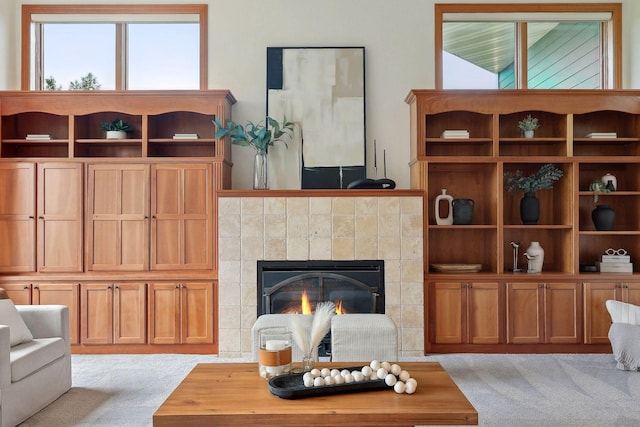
173,133,199,139
26,134,51,140
586,132,617,138
441,130,469,139
597,251,633,273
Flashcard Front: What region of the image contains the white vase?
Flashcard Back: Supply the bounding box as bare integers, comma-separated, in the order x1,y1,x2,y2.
601,173,617,191
435,189,453,225
524,241,544,273
524,130,534,138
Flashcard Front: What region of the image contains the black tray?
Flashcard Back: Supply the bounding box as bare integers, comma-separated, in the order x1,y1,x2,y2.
268,366,391,399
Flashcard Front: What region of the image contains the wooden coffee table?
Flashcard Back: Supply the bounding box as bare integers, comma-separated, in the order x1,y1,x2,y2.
153,362,477,426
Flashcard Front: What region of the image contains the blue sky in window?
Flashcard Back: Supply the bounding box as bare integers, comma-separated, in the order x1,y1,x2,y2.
43,23,199,90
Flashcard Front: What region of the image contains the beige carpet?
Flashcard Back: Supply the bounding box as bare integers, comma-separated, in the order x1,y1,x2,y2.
18,353,640,426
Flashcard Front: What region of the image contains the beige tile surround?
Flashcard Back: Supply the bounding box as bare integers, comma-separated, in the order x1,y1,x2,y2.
217,194,424,359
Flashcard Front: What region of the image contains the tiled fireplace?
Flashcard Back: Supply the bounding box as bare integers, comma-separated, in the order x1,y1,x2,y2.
217,192,424,359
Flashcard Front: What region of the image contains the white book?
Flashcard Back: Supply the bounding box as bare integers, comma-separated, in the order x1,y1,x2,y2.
597,261,633,273
586,132,617,138
441,130,469,139
26,134,51,140
173,134,199,139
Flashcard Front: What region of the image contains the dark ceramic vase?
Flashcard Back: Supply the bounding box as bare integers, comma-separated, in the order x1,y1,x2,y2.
452,198,474,225
520,192,539,225
592,205,615,231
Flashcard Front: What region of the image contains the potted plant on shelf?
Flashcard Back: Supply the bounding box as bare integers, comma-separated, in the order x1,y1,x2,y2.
213,116,294,190
589,179,615,230
101,119,131,140
504,163,564,225
518,114,539,138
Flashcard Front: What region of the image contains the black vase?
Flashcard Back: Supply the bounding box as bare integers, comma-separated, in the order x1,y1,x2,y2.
592,205,615,231
520,192,539,225
452,198,474,225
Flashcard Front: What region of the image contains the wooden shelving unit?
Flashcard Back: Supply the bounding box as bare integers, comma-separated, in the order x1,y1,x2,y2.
407,89,640,354
0,90,234,355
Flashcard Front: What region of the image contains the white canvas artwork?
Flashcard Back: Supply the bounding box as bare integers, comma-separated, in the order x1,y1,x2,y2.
268,47,365,189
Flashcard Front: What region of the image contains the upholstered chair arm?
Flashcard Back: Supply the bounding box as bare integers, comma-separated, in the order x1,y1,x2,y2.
16,305,69,346
0,325,10,387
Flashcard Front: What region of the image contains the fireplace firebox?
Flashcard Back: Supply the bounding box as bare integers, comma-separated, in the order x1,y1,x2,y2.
257,260,385,356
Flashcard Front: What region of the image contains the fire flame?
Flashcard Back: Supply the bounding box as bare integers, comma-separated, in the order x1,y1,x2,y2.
301,290,312,315
335,300,344,315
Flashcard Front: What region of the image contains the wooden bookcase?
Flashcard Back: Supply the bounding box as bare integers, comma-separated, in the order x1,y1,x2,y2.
0,90,233,354
407,89,640,353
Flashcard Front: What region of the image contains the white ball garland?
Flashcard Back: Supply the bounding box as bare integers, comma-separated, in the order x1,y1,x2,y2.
301,360,418,394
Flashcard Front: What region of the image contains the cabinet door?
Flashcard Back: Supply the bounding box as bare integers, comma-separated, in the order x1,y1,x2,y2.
544,282,582,344
37,162,83,272
583,282,618,344
0,283,32,304
87,164,149,271
507,282,544,344
181,282,213,344
80,283,114,344
467,282,502,344
622,283,640,306
151,164,213,270
431,282,464,344
0,163,36,272
148,282,181,344
33,282,80,344
113,282,146,344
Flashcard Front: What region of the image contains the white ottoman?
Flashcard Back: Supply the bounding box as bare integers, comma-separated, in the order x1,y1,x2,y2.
330,314,398,362
251,314,317,362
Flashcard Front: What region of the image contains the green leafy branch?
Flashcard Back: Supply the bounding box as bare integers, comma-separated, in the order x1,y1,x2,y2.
504,163,564,194
213,116,294,153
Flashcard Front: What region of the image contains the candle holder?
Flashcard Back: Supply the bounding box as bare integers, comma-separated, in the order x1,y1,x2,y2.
258,327,292,379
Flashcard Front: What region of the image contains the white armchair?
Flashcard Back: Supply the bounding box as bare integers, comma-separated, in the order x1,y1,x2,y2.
0,305,71,427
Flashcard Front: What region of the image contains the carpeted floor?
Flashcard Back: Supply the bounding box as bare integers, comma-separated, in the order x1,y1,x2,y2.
18,353,640,426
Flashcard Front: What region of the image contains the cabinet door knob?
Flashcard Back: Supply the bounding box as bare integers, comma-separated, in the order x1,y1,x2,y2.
38,216,44,219
468,284,473,288
624,285,629,289
538,284,544,288
29,215,35,219
23,285,29,290
545,284,551,289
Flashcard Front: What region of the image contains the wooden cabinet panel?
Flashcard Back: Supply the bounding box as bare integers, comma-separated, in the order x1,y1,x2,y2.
584,282,640,344
151,164,213,270
33,283,80,344
148,282,213,345
1,283,32,304
87,164,150,271
113,283,147,344
431,281,502,345
181,282,214,344
37,163,83,272
0,163,36,272
148,283,181,344
508,282,581,344
81,282,146,345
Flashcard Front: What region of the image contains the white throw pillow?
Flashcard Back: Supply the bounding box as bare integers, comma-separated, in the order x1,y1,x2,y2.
0,299,34,346
606,300,640,325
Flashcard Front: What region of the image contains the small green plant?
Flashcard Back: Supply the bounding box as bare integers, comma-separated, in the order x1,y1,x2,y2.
589,179,611,203
100,119,131,132
504,163,564,194
518,114,540,132
213,116,294,153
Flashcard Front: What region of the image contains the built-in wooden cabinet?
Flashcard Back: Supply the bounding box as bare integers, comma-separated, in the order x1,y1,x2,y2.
81,282,147,345
148,282,214,345
584,282,640,344
430,281,503,345
0,162,83,273
0,282,80,344
507,282,582,344
409,90,640,353
0,91,233,354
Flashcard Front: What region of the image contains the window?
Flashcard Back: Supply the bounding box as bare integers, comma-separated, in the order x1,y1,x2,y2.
22,4,207,90
435,3,622,89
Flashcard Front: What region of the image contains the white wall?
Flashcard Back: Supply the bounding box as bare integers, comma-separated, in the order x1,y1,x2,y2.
1,0,637,189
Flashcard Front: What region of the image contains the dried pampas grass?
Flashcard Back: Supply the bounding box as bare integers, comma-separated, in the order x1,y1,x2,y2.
289,301,336,357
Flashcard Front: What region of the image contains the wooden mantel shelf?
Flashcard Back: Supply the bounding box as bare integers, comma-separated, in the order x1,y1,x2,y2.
218,189,423,197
